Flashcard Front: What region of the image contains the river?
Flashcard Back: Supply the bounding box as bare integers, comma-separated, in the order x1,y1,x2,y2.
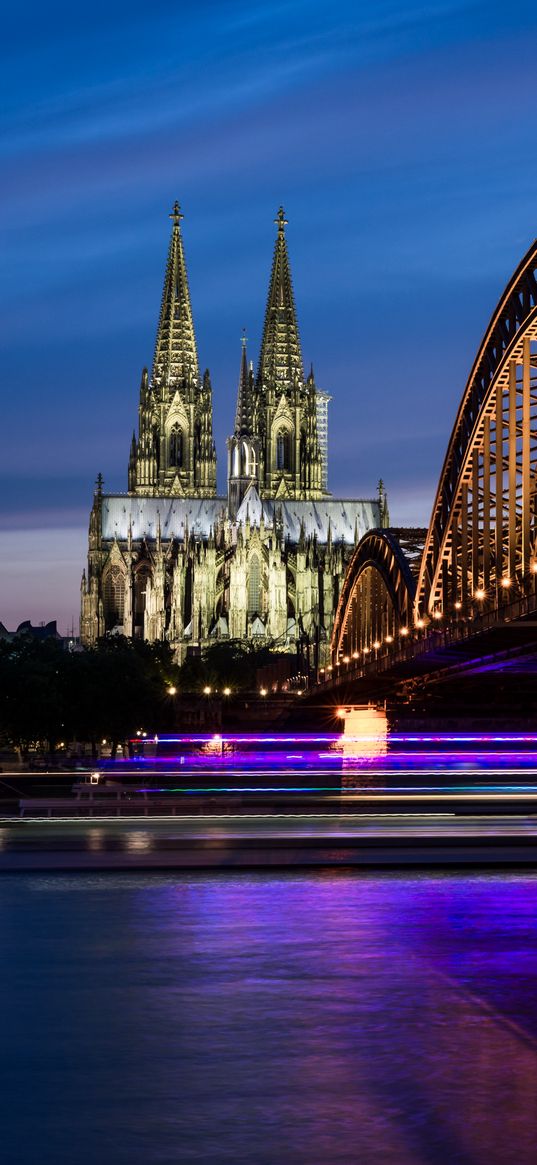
1,869,537,1164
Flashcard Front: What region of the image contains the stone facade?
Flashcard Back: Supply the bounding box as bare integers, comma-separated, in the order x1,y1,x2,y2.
81,204,386,663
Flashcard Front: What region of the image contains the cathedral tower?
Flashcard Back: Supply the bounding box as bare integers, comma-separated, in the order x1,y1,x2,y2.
82,202,382,660
128,202,217,497
255,208,325,500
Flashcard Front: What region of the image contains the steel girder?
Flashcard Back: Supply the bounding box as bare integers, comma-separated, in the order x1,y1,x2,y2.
417,240,537,618
331,529,418,660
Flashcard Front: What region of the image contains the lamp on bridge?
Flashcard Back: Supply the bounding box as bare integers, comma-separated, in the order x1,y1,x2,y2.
474,589,485,601
400,627,409,637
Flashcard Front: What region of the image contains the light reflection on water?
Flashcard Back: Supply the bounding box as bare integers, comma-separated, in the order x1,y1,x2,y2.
1,871,537,1165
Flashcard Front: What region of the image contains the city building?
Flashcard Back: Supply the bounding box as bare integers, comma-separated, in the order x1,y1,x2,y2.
81,204,386,662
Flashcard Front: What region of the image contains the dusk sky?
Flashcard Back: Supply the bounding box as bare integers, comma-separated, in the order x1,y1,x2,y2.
3,0,537,630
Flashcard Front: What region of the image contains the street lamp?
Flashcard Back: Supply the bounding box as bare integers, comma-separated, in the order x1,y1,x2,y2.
223,687,231,696
203,686,212,695
167,685,177,696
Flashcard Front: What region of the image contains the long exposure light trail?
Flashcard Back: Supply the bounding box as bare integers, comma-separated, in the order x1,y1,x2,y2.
132,732,537,744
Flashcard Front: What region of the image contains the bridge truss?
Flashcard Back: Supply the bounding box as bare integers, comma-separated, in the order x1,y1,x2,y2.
417,239,537,620
331,528,426,660
330,239,537,670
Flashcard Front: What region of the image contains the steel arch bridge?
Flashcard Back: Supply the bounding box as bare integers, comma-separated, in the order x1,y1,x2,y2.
330,238,537,671
331,528,425,661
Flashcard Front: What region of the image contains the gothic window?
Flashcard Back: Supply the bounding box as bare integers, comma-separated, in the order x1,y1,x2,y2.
103,566,125,626
241,440,257,477
248,553,261,617
152,426,160,471
276,429,291,471
169,424,183,468
134,567,150,624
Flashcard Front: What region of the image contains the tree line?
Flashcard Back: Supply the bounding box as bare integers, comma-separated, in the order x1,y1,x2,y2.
0,635,275,757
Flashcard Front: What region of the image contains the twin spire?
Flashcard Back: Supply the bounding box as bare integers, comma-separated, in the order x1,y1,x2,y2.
151,200,199,390
257,206,303,388
152,201,304,398
134,202,323,502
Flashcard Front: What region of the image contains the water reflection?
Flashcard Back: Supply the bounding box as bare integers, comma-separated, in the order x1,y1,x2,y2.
1,871,536,1164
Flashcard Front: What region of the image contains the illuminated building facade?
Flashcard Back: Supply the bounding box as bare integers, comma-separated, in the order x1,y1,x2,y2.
81,204,385,660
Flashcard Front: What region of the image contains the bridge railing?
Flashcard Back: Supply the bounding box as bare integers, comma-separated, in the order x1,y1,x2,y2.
319,582,537,690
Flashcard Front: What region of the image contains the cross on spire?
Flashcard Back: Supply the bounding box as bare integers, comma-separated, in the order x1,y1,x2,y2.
275,206,288,233
169,200,184,228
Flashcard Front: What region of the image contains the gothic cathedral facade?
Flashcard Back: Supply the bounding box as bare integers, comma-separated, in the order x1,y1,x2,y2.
81,204,386,662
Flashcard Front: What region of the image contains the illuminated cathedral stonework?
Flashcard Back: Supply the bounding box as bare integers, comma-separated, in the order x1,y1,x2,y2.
81,204,386,662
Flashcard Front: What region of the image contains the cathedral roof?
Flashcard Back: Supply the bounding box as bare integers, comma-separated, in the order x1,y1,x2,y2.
237,496,381,544
102,496,227,541
257,208,303,388
100,492,381,545
151,202,199,390
235,484,264,525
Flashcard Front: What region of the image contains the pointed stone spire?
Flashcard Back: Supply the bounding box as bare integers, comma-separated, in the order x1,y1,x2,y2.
151,201,199,391
378,479,390,528
257,207,303,389
234,331,253,437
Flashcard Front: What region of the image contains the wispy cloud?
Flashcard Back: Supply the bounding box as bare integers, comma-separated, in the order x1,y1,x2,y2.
3,0,537,624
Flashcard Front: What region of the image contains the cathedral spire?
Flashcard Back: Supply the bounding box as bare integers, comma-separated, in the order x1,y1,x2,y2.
151,201,199,391
234,331,253,436
257,207,303,389
228,332,259,518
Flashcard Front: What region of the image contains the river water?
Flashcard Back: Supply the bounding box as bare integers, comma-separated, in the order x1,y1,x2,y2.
2,869,537,1165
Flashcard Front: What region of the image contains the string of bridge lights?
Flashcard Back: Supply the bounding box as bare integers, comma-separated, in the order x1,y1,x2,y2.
323,565,537,675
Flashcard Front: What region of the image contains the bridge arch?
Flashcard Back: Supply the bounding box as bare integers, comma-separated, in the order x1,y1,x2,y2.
417,239,537,620
331,529,418,661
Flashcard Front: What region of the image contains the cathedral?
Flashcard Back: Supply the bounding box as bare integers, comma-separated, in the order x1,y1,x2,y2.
80,203,386,664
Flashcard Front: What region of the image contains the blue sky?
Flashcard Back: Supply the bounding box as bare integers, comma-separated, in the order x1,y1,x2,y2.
2,0,537,629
